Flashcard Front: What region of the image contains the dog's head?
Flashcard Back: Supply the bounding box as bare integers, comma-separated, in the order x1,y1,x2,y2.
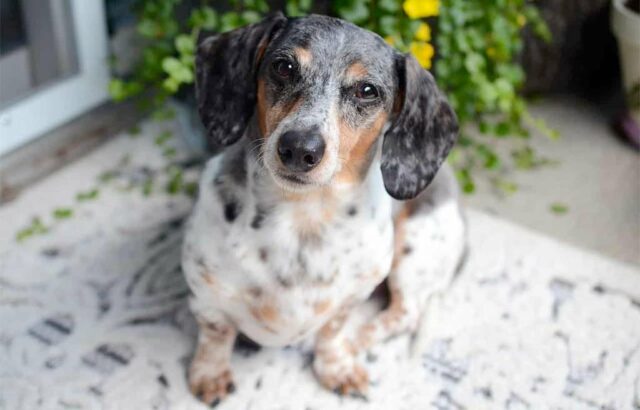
196,13,458,200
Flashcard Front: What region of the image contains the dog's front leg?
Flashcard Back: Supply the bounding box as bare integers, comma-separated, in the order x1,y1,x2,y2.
313,308,368,398
356,284,420,351
189,314,237,406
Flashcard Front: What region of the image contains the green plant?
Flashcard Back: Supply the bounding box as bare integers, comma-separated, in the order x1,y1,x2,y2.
435,0,555,193
109,0,271,112
109,0,555,195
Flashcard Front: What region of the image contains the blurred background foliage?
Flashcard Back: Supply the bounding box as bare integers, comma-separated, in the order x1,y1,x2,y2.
108,0,554,195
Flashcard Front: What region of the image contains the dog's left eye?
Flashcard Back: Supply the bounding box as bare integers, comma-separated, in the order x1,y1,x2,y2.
355,82,379,101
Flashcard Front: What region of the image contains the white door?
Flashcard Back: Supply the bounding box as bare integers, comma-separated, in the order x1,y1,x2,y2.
0,0,110,157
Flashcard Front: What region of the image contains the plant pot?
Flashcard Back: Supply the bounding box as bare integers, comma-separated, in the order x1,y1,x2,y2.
612,0,640,125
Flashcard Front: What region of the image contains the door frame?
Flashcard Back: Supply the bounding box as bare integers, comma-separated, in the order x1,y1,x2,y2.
0,0,110,157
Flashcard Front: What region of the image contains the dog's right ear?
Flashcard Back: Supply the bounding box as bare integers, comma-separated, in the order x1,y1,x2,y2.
196,13,287,148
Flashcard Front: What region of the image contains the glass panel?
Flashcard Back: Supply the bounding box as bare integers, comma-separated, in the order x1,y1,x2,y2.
0,0,79,109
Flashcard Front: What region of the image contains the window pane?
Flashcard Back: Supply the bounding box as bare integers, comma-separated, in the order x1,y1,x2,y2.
0,0,79,108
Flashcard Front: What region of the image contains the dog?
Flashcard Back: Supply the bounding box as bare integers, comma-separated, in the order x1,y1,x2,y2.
182,13,465,406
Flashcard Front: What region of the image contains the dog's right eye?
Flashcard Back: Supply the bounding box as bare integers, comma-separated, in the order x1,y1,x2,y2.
273,59,295,78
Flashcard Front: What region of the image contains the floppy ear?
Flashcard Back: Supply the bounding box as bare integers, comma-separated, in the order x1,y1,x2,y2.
196,13,287,148
381,54,459,200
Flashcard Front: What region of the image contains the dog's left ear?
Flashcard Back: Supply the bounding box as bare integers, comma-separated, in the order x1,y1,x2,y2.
381,53,459,200
196,13,287,148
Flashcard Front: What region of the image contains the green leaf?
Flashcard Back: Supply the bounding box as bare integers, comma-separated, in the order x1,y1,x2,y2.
175,34,195,56
16,217,49,242
189,7,218,30
550,202,569,215
166,167,183,195
142,179,153,196
511,146,550,169
183,181,199,198
494,122,511,137
455,168,476,194
241,11,262,24
76,188,99,202
220,12,243,32
378,0,399,12
152,107,176,120
494,179,518,195
379,16,398,37
163,147,177,159
155,131,173,146
109,79,143,102
129,125,141,137
476,144,501,170
137,19,159,38
98,170,116,183
162,77,180,93
335,0,369,24
464,53,485,73
108,79,126,101
162,57,193,83
53,208,73,220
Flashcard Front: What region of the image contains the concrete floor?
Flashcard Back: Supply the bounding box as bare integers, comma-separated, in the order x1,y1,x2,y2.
464,96,640,266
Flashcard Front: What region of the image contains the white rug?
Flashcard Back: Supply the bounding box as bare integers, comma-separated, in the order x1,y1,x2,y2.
1,119,639,410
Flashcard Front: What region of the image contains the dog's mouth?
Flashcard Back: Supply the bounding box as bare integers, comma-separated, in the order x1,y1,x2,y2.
274,171,311,186
268,169,328,193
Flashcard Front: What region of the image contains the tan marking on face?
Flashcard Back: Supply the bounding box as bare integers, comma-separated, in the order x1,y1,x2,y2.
346,62,368,79
295,47,313,67
313,299,332,315
335,111,388,184
257,79,302,137
257,79,268,137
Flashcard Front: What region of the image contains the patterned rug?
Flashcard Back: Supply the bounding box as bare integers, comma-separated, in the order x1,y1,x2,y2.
1,119,639,410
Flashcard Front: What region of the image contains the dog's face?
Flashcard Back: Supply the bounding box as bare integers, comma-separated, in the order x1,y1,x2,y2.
196,14,458,199
254,18,398,191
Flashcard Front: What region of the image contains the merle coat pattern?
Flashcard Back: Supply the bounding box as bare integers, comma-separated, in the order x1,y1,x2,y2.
183,13,465,405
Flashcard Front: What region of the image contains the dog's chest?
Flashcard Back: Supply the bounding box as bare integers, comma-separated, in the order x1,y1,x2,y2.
184,161,394,345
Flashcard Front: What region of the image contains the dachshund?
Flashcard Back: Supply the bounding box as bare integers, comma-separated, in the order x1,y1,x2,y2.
182,13,465,406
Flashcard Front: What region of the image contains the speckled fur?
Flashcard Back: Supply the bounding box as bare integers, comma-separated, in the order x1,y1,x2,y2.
184,13,464,405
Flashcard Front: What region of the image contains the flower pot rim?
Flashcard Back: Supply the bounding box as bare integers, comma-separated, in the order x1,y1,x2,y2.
612,0,640,44
613,0,640,18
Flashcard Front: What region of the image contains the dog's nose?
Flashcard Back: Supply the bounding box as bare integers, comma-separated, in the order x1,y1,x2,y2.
277,130,326,172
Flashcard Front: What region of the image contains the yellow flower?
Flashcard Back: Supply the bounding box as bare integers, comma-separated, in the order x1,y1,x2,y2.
384,35,396,46
516,14,527,28
414,23,431,42
403,0,440,19
410,41,435,69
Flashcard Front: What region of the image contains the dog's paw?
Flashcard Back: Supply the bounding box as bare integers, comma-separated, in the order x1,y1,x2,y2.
316,363,369,399
189,368,236,407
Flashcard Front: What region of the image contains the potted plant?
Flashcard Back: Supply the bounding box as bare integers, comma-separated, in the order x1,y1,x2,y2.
109,0,553,194
612,0,640,147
